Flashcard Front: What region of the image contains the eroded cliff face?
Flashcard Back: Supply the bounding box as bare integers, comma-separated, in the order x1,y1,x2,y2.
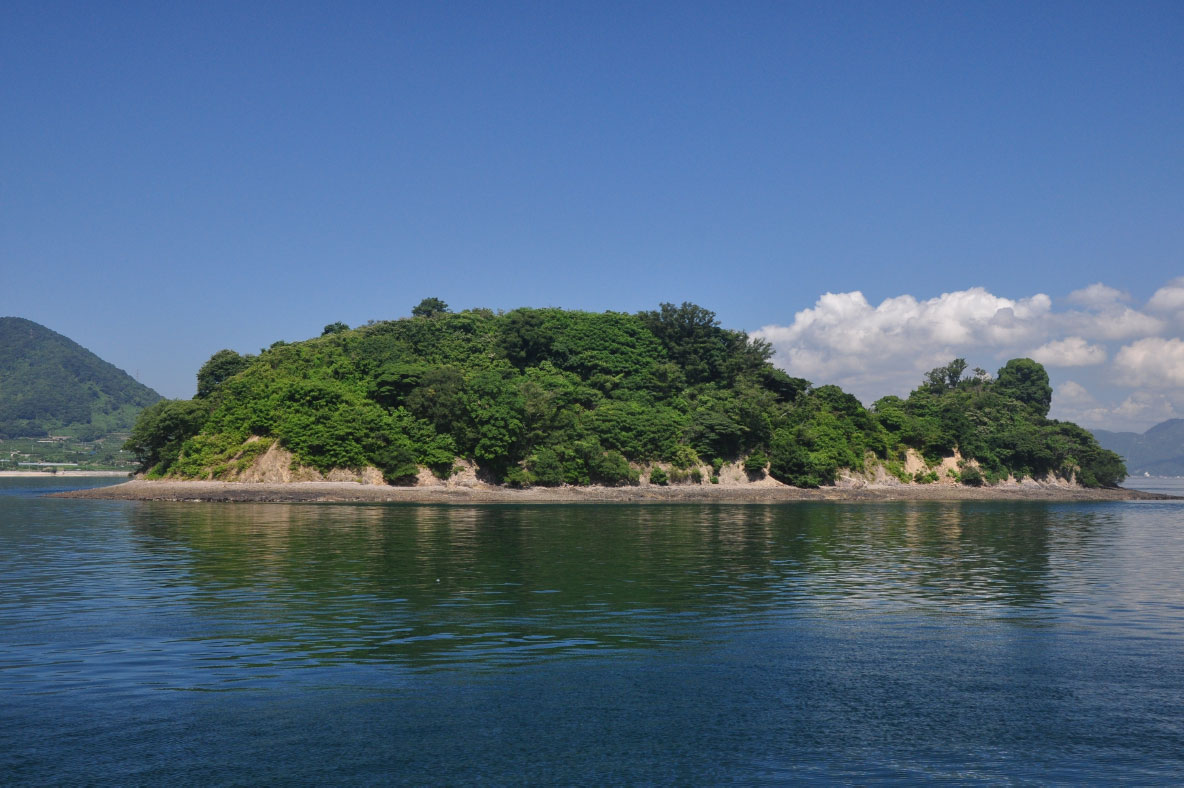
172,437,1081,492
202,437,483,488
228,440,384,485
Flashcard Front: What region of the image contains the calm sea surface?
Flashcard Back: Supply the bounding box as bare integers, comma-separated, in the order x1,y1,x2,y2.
2,476,1183,784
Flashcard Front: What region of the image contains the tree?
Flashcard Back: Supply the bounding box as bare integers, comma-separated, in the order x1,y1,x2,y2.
196,349,250,398
924,358,968,391
638,302,727,384
412,297,450,318
995,358,1052,417
406,367,469,439
368,362,429,407
123,399,210,473
497,308,552,368
322,322,349,336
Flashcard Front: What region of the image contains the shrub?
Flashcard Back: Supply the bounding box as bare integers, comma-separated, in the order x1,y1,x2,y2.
744,451,769,474
710,475,719,484
689,468,703,484
669,445,702,469
649,467,668,485
768,430,835,488
372,442,419,485
504,466,533,488
884,460,911,483
591,450,638,486
959,463,984,486
527,447,565,487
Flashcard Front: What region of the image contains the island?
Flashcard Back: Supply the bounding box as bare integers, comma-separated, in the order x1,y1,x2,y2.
63,299,1160,503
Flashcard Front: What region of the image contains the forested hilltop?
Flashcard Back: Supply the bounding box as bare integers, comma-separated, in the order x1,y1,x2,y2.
126,300,1126,488
0,317,161,439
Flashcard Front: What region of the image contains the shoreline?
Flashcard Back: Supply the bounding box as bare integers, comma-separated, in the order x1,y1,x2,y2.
1,470,133,478
52,479,1176,504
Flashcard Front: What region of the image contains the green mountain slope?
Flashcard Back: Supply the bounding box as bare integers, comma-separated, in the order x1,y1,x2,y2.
1093,419,1184,476
125,300,1126,488
0,317,162,439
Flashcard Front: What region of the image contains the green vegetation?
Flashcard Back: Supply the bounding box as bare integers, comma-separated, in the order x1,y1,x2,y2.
0,316,161,445
0,432,139,472
872,358,1126,487
123,302,1126,489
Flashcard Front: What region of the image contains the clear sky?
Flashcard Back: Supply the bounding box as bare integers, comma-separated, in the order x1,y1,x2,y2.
2,1,1181,430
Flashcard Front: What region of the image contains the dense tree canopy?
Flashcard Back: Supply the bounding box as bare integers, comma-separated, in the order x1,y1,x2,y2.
0,317,161,438
124,302,1125,489
871,358,1124,486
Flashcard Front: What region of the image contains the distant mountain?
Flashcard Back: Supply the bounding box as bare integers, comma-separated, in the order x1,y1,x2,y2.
1093,419,1184,476
0,317,162,439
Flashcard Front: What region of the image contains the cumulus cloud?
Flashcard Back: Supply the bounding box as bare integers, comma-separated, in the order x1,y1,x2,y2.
754,279,1183,430
1114,337,1184,387
1057,305,1164,340
1148,277,1184,313
1066,283,1128,308
1112,391,1180,423
753,287,1052,397
1029,337,1106,367
1054,380,1098,407
1050,380,1112,427
1052,382,1181,433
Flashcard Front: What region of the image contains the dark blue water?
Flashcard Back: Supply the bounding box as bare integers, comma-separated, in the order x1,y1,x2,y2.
2,476,1183,784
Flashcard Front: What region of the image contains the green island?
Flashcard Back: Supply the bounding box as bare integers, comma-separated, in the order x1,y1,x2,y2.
121,299,1126,491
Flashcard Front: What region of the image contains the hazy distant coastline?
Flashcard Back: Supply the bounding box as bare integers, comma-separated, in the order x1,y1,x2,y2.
2,470,132,478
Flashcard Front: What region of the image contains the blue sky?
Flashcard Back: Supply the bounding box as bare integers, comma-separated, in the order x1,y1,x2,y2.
2,1,1181,429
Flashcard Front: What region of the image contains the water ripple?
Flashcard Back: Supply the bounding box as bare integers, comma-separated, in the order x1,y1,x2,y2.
3,478,1184,782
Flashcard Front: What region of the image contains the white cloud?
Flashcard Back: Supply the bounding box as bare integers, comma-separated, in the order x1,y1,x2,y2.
1148,277,1184,313
754,279,1183,431
1053,387,1181,432
753,287,1052,398
1060,380,1094,404
1113,337,1184,388
1029,337,1106,367
1066,283,1129,308
1113,391,1179,423
1054,380,1098,407
1049,380,1111,427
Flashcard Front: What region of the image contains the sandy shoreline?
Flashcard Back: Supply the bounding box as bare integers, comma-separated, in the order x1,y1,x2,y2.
51,479,1175,504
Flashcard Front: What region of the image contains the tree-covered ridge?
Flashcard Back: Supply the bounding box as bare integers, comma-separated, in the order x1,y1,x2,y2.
0,317,162,439
125,300,1126,488
1092,419,1184,477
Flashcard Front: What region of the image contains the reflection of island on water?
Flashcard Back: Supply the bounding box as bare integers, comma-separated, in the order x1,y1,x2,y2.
125,501,1119,670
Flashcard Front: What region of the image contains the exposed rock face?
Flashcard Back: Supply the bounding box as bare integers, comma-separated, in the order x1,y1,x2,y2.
199,438,1081,493
226,440,384,485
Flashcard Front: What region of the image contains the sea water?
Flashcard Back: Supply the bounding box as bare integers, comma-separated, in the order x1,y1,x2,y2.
2,476,1182,783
